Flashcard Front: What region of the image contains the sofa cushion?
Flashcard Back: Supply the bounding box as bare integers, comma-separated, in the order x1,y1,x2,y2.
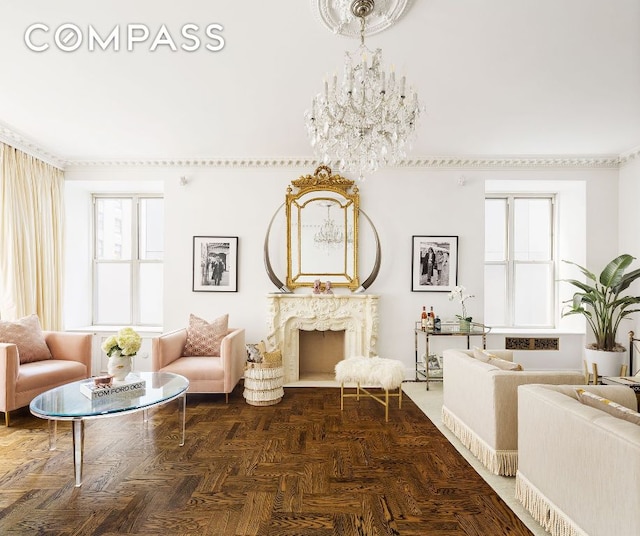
471,347,520,369
472,347,492,362
576,388,640,425
488,356,523,371
161,355,225,381
17,359,87,393
0,314,52,364
473,347,523,370
183,313,229,357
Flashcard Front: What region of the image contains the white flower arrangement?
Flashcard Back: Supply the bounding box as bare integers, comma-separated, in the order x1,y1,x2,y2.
448,285,475,321
101,327,142,357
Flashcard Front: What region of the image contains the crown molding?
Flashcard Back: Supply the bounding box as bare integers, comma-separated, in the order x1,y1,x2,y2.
0,123,66,170
619,145,640,166
63,158,321,170
0,122,629,171
63,154,621,171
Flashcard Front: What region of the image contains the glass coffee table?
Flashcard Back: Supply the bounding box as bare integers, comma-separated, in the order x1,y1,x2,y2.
30,371,189,487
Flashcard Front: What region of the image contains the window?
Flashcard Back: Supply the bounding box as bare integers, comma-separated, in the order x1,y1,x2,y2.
484,195,555,328
93,195,164,326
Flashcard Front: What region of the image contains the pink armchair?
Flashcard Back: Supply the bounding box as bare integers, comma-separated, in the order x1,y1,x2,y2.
152,327,246,403
0,331,92,426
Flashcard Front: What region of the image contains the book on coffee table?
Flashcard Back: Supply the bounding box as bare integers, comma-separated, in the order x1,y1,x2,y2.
80,376,146,400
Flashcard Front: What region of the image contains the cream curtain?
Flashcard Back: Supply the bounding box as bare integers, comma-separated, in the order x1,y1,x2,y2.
0,143,64,329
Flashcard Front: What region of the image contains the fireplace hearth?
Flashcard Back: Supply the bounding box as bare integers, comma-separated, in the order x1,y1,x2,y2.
266,294,379,383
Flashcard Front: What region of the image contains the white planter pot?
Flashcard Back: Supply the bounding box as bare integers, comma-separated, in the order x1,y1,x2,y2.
584,347,626,377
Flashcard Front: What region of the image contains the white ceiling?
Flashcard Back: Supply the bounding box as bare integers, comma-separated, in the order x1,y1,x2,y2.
1,0,639,166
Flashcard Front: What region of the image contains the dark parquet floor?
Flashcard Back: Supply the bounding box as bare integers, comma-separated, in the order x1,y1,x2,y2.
0,385,533,535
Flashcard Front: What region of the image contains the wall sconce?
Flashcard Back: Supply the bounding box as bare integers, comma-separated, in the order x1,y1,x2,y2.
179,176,188,186
458,175,467,186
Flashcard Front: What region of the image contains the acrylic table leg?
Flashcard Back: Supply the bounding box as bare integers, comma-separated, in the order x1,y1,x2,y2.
178,394,186,447
48,419,57,451
143,408,149,423
72,419,85,487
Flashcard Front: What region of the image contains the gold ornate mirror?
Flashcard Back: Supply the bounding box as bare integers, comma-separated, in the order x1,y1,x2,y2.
286,165,360,290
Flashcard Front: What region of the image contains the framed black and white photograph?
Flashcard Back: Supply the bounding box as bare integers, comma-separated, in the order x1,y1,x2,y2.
192,236,238,292
411,235,458,292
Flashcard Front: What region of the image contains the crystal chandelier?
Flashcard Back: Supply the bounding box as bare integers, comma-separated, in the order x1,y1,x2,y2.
314,203,345,250
305,0,422,180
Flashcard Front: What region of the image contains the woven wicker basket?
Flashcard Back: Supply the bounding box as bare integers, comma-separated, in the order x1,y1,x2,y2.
243,386,284,406
243,362,284,406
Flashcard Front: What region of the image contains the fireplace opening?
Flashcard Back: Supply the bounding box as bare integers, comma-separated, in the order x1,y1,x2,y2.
299,330,345,381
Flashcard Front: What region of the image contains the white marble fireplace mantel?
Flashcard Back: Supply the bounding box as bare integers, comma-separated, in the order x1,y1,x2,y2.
266,294,379,383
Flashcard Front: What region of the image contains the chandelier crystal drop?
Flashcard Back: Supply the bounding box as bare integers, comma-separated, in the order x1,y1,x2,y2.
305,0,422,180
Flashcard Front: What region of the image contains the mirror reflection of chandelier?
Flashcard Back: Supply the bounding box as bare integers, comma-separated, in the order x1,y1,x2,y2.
314,203,344,250
305,0,422,180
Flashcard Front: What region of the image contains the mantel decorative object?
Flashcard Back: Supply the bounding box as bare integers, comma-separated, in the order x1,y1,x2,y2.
305,0,422,180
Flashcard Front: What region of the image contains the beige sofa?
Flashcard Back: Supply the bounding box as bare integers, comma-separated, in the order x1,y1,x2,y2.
0,331,92,425
152,327,245,402
516,384,640,536
441,348,584,476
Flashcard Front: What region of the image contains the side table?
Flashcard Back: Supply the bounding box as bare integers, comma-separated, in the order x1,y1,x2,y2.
414,322,491,390
243,361,284,406
601,376,640,409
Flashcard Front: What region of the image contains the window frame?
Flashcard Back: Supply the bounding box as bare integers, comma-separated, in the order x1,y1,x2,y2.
92,193,163,327
485,193,556,329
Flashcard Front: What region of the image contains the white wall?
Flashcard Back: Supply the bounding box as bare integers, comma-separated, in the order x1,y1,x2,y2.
64,163,623,377
619,155,640,371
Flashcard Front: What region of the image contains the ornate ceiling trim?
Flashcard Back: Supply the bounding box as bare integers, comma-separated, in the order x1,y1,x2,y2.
311,0,413,38
0,124,65,170
619,145,640,166
0,121,626,171
63,155,621,171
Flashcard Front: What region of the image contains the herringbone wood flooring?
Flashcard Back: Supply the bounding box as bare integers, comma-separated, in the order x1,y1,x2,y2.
0,385,532,535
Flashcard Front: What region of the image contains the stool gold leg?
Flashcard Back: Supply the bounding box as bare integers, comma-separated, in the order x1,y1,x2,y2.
340,383,344,411
356,382,360,402
385,389,389,422
399,385,403,409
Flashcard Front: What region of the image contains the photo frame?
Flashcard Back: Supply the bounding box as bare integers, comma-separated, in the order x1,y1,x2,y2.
411,235,458,292
192,236,238,292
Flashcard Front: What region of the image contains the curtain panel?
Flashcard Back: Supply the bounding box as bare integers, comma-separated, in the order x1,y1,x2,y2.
0,143,64,329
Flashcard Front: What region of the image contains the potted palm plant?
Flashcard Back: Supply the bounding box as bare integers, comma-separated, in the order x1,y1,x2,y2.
562,254,640,376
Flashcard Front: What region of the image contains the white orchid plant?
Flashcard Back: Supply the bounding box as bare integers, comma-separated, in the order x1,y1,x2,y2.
101,327,142,357
448,285,475,322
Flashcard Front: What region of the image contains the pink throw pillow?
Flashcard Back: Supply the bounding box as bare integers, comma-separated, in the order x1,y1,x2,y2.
183,313,229,356
0,314,52,364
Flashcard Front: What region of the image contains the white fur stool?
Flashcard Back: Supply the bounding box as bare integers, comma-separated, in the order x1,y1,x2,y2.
335,356,404,422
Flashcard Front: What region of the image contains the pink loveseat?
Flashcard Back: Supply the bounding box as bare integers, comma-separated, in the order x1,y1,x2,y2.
0,331,92,425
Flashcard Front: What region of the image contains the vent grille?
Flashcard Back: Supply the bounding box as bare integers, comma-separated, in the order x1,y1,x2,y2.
505,337,559,351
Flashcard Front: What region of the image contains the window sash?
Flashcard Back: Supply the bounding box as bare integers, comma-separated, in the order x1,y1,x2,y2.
93,194,163,327
485,194,555,328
